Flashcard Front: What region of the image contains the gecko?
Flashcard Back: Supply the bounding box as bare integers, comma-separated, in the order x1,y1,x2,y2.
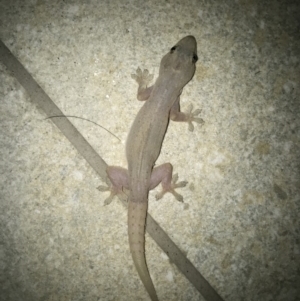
99,36,202,301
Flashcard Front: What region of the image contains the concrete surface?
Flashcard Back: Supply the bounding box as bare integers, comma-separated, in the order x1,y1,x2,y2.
0,0,299,300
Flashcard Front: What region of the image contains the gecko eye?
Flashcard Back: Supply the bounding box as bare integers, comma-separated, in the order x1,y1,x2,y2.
170,46,177,53
192,53,198,63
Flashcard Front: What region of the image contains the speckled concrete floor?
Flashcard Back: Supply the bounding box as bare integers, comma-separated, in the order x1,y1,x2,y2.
0,1,299,301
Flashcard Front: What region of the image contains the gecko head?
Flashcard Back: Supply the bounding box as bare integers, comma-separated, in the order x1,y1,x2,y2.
159,35,198,86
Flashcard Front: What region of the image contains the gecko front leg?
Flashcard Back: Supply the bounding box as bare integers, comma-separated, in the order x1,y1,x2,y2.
131,67,154,101
170,99,204,132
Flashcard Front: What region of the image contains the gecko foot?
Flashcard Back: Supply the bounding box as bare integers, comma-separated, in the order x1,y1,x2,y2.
185,104,204,132
97,184,119,205
98,180,130,205
131,67,154,89
155,173,188,202
98,183,130,205
98,166,129,205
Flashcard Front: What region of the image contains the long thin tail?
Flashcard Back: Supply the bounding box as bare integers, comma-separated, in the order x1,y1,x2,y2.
128,199,159,301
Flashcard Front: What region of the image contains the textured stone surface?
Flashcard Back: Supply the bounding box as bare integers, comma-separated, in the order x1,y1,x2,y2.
0,1,299,300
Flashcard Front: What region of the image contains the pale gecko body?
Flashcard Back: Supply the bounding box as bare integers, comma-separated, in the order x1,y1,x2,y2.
99,36,202,300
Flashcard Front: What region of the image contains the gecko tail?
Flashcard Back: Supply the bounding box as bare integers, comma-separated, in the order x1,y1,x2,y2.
131,248,159,301
128,200,159,301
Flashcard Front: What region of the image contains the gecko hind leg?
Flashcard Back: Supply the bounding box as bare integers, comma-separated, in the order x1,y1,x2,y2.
97,166,129,205
150,163,188,202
